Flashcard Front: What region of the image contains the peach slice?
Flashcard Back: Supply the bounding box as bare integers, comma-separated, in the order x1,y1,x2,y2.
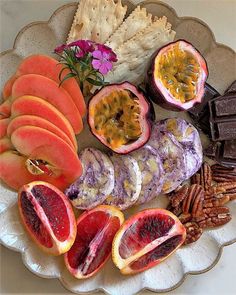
0,151,37,189
0,100,11,118
1,126,83,190
2,74,17,100
0,118,10,138
16,55,86,117
7,115,76,151
0,137,14,153
11,74,83,134
11,95,78,151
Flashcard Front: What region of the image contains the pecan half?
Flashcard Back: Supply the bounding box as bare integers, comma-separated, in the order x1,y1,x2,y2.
191,162,212,193
178,213,192,223
183,222,203,245
211,164,236,183
182,184,204,217
169,185,189,208
203,194,230,208
197,206,231,228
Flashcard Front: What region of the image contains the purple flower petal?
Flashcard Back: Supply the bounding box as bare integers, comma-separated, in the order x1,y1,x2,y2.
92,59,102,70
92,50,104,59
99,63,109,75
104,61,113,71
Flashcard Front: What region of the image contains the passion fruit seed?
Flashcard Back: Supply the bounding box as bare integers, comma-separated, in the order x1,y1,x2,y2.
93,90,142,149
157,43,200,103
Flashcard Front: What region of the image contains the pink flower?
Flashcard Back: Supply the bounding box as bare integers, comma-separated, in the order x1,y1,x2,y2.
92,50,113,75
97,44,118,62
54,44,68,53
69,40,94,58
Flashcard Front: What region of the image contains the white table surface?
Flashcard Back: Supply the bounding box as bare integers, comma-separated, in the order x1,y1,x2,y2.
0,0,236,294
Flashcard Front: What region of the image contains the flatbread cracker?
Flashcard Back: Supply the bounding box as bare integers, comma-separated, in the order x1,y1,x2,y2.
67,0,127,44
106,16,176,85
105,6,152,51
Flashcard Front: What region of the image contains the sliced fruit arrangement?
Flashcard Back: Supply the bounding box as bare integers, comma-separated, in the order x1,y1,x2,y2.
88,82,151,154
112,209,186,274
18,181,77,255
64,205,124,279
7,115,76,151
1,55,86,117
146,40,208,111
0,54,87,190
11,95,78,151
10,74,83,134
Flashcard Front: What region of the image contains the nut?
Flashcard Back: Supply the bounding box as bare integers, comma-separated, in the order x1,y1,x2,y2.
183,222,203,245
169,185,189,207
203,194,230,208
197,206,231,228
182,184,204,217
178,213,192,223
211,164,236,183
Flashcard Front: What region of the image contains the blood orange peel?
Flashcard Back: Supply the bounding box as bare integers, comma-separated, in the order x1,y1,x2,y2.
64,205,124,279
112,208,186,275
18,181,76,255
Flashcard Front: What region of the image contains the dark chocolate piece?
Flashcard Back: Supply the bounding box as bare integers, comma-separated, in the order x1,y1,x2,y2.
209,92,236,141
223,140,236,159
204,142,219,158
188,83,220,136
209,93,236,119
225,80,236,94
217,140,236,167
189,83,220,118
205,140,236,167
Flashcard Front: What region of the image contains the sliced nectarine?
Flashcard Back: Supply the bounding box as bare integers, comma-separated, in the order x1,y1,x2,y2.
11,95,78,151
16,55,86,117
12,74,83,134
1,126,83,190
0,151,36,189
7,115,76,151
0,137,14,153
0,118,10,138
0,100,11,118
2,74,17,100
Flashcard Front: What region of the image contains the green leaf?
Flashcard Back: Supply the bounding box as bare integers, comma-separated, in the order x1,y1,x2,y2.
59,72,77,86
86,77,104,86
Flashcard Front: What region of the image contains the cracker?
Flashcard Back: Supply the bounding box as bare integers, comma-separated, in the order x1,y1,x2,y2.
105,6,152,51
67,0,127,44
106,16,176,84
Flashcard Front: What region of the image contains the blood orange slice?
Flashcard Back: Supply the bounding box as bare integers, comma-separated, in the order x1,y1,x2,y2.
18,181,76,255
112,209,186,274
64,205,124,279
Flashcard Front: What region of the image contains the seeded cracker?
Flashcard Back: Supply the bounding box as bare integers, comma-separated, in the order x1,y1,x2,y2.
106,6,152,51
106,16,176,85
67,0,127,44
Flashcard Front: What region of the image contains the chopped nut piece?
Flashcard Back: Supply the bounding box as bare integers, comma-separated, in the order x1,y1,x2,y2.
184,222,203,245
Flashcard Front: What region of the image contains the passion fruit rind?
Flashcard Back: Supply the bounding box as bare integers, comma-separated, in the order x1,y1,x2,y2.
146,39,209,111
88,82,152,154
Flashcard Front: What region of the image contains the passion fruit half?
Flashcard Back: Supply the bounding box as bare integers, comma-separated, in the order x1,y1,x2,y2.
88,82,151,154
146,40,208,111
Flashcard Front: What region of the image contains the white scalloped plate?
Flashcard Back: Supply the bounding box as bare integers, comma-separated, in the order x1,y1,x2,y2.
0,1,236,295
